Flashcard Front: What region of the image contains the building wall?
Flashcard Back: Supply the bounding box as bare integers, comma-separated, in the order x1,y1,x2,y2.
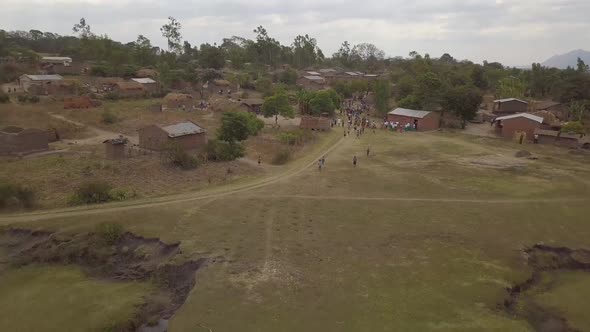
300,116,331,130
105,144,126,160
139,125,207,151
495,100,528,114
499,117,541,140
141,82,158,93
115,87,146,98
296,78,325,91
0,129,49,155
19,76,33,91
387,112,440,131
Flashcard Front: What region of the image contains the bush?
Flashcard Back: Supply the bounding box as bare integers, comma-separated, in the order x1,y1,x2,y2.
163,144,199,170
28,95,40,103
206,140,244,161
104,92,120,100
101,110,118,124
0,183,36,210
16,95,38,103
561,121,586,135
244,112,265,136
95,222,124,245
69,181,113,205
0,91,9,103
271,150,291,165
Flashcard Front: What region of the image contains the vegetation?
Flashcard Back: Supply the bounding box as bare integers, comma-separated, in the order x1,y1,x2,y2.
101,109,118,124
163,143,199,170
443,85,483,128
0,182,36,210
373,79,391,115
95,222,125,244
278,129,313,146
206,139,245,161
271,150,292,165
0,91,9,103
561,121,586,134
262,92,294,126
68,180,133,205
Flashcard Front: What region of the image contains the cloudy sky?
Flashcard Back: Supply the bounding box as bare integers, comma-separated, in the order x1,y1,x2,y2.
2,0,589,66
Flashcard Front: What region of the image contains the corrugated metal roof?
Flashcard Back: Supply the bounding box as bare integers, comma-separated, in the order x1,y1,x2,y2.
306,71,321,76
131,77,156,84
494,98,528,104
23,74,63,81
319,68,336,73
495,113,544,123
162,121,206,138
41,57,72,62
303,75,324,81
345,72,359,76
388,108,432,119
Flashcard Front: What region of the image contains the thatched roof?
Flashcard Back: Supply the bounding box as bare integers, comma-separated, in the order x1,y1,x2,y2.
136,68,159,78
212,79,231,86
532,111,559,125
163,93,193,102
115,81,144,90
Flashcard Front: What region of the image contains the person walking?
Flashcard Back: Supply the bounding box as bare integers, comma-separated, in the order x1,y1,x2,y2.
366,146,370,157
258,155,262,165
318,159,323,172
353,155,357,167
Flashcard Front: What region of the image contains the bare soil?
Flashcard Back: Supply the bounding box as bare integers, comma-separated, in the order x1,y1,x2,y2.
0,227,214,331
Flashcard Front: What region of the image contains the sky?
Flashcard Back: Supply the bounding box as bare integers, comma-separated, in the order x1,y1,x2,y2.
2,0,589,66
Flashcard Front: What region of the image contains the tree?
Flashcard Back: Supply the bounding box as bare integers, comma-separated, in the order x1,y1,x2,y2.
199,43,225,69
415,72,444,111
397,95,421,109
443,85,483,129
309,90,336,116
72,18,92,38
561,121,586,134
374,80,391,115
262,92,294,126
333,41,352,67
160,16,182,53
568,101,588,122
218,112,251,143
471,65,488,90
278,68,298,85
253,26,281,66
134,35,155,66
255,77,273,97
292,34,322,68
577,57,589,73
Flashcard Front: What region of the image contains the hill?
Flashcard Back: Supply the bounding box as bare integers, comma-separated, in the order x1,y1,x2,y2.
542,49,590,69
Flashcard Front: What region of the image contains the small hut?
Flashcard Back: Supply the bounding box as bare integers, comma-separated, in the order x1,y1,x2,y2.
0,126,49,155
300,115,331,131
103,136,128,160
162,93,195,111
240,98,264,114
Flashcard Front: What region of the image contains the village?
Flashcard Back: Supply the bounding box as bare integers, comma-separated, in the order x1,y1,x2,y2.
1,16,590,332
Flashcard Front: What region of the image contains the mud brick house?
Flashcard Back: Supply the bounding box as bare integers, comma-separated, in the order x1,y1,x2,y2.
240,99,264,114
64,96,101,109
534,129,581,148
131,78,158,94
162,93,195,111
113,81,146,98
296,75,326,91
300,116,331,131
40,56,81,75
494,113,544,141
0,126,49,155
493,98,529,116
18,74,64,94
387,108,440,131
138,121,207,151
103,136,128,160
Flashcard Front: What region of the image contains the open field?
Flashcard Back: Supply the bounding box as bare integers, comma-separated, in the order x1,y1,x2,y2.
1,129,590,331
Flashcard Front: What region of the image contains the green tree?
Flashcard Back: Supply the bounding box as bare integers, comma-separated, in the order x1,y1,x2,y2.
471,65,488,90
72,18,93,38
397,95,421,109
199,43,225,69
374,79,391,115
279,68,298,85
262,92,294,126
218,112,251,143
442,85,483,129
292,34,322,68
415,72,444,111
160,16,182,53
255,77,273,97
309,91,336,116
561,121,586,134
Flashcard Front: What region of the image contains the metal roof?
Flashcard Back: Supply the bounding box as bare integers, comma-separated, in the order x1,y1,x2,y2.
131,77,156,84
494,98,528,104
495,113,544,123
306,71,321,76
41,56,72,62
303,75,324,81
161,121,206,138
388,108,432,119
319,68,337,73
345,72,359,76
23,74,63,81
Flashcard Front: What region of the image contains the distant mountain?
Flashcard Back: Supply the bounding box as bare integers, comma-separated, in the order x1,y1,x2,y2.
542,49,590,69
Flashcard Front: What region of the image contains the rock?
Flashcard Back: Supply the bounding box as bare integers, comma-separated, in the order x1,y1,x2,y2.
515,150,532,158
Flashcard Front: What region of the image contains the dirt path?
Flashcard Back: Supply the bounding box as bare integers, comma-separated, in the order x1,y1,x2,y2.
49,113,138,145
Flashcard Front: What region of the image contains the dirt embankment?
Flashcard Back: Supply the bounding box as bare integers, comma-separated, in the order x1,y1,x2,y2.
0,227,215,331
502,245,590,332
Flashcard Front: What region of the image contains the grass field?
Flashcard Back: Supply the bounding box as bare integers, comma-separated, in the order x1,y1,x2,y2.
1,129,589,331
0,265,153,332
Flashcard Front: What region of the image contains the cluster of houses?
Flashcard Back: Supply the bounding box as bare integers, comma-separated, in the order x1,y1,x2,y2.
296,69,384,91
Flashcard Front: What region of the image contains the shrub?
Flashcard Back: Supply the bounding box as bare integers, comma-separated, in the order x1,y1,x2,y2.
17,95,28,103
95,222,124,245
278,129,312,146
104,92,120,100
28,95,40,103
0,182,36,210
244,112,265,136
109,189,136,201
0,91,9,103
69,181,113,205
206,140,244,161
101,110,118,124
561,121,586,135
163,144,199,170
271,150,291,165
240,91,249,99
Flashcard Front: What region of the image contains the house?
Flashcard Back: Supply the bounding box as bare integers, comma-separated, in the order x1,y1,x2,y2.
131,78,158,94
240,98,264,114
41,57,72,65
306,71,321,76
300,116,331,131
18,74,64,94
296,75,326,91
493,113,544,141
319,68,338,76
138,121,207,151
113,81,146,98
95,77,124,92
40,57,81,75
136,68,159,79
493,98,528,115
64,96,101,109
534,101,568,121
387,108,440,131
46,79,79,96
162,93,195,111
103,136,128,160
204,79,235,95
0,126,49,155
533,129,580,148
